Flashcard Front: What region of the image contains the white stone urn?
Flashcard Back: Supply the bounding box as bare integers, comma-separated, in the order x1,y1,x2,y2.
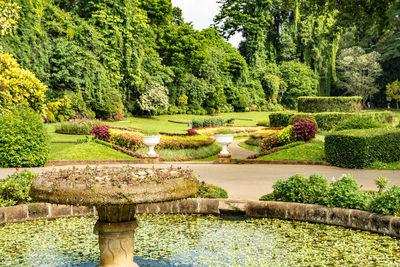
214,134,234,155
142,135,161,156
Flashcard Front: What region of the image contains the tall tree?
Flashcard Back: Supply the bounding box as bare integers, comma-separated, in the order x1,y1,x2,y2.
336,46,382,104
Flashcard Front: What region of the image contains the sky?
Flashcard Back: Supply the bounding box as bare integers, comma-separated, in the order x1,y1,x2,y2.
170,0,242,47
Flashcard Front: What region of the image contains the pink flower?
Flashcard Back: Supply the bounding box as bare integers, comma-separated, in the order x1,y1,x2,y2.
16,167,20,171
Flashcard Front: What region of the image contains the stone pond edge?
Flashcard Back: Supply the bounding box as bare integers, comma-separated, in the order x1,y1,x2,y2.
1,199,398,237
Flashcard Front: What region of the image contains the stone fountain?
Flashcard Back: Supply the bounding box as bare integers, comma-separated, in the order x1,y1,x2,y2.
30,166,198,267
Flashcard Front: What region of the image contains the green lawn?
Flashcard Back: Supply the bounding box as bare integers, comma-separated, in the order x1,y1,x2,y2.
49,142,135,160
257,135,326,162
238,141,259,152
368,161,400,170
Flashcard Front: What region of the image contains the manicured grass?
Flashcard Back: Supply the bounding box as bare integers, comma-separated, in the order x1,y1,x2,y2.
238,141,259,152
257,135,326,162
135,143,221,160
49,142,135,160
46,124,89,142
106,112,273,133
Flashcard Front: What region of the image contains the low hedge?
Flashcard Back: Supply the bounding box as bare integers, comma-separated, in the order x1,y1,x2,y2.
192,116,225,128
325,128,400,168
298,96,362,113
269,112,296,127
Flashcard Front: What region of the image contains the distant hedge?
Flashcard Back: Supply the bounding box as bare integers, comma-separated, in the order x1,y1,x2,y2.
269,111,393,130
192,117,225,128
325,128,400,168
298,96,362,113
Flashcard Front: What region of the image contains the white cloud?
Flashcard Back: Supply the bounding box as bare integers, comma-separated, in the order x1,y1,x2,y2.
171,0,243,47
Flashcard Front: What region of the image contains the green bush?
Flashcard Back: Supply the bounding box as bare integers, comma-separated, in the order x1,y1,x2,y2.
192,116,225,128
289,113,317,128
325,175,367,210
0,106,49,167
369,186,400,216
269,111,296,127
325,128,400,168
298,96,362,113
194,181,228,199
334,115,382,131
0,170,36,207
315,112,393,131
272,174,329,204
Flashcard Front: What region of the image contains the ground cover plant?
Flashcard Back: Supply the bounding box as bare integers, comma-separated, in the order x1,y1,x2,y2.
260,174,400,216
194,181,228,198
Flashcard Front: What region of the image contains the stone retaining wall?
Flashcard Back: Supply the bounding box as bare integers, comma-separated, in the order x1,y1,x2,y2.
1,199,399,237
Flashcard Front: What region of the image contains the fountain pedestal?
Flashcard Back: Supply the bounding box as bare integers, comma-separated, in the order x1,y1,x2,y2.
95,221,138,267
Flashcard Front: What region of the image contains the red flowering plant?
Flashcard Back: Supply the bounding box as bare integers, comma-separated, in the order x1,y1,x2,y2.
292,122,317,142
259,135,280,151
218,153,232,158
91,125,111,142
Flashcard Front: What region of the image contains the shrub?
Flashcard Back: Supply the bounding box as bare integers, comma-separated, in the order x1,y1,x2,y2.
91,125,111,142
272,174,328,204
158,135,214,150
257,118,270,126
0,170,36,207
369,186,400,216
0,53,47,112
325,175,367,210
325,128,400,168
334,115,382,131
292,122,317,141
289,113,317,128
56,119,103,134
298,96,362,113
194,181,228,199
277,125,294,145
269,112,296,127
192,116,225,128
259,135,280,151
0,106,49,167
315,112,393,131
109,131,143,151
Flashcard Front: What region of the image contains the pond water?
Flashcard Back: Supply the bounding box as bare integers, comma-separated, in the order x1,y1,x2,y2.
1,214,400,266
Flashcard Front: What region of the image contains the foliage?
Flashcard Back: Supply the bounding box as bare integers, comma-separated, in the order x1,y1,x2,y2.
0,0,20,41
0,53,47,112
325,128,400,168
259,135,280,151
192,117,225,128
259,125,294,151
289,113,317,128
333,115,382,132
194,181,228,199
91,125,111,142
292,122,317,142
314,111,393,131
0,106,49,167
336,47,382,104
297,97,362,113
158,135,214,150
216,127,235,135
386,80,400,109
369,186,400,216
272,174,328,205
138,82,169,113
56,119,103,134
325,175,367,210
278,61,319,108
0,170,36,207
109,130,144,151
375,176,389,195
269,112,296,127
256,118,269,126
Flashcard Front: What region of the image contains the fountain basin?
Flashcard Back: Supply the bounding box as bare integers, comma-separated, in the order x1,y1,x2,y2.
29,166,198,267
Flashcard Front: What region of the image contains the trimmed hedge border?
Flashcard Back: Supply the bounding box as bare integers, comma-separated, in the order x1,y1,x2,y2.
269,111,393,130
298,96,362,113
1,199,400,237
325,128,400,168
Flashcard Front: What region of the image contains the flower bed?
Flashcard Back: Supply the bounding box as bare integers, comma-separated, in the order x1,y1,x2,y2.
193,126,265,137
